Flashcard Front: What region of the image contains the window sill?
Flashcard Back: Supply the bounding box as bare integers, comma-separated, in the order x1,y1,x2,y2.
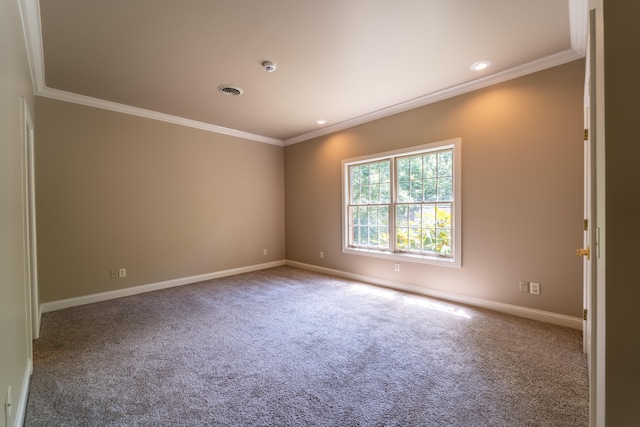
343,247,461,268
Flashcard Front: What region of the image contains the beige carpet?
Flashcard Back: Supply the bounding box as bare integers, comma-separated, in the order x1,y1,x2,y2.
25,266,588,426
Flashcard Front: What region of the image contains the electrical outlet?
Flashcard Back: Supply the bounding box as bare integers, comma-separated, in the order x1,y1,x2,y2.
519,280,529,293
394,263,400,272
118,268,126,278
319,251,324,259
530,282,541,295
110,270,117,279
263,249,268,256
5,385,12,418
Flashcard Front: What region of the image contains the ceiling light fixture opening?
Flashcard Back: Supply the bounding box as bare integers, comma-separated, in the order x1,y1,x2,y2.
316,119,327,125
218,85,243,96
470,60,492,71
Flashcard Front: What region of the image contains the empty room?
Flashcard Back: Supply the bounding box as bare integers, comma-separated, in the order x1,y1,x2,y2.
3,0,639,426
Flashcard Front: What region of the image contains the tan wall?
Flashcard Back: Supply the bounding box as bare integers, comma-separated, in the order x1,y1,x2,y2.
0,0,36,425
35,97,285,303
604,1,640,424
285,60,585,317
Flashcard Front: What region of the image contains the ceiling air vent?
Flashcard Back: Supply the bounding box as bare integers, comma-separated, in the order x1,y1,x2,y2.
218,85,243,96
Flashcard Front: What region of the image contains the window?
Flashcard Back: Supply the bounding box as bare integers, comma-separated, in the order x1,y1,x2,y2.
342,138,461,267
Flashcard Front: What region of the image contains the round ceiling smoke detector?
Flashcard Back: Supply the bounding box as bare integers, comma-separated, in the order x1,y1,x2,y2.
218,85,243,96
262,61,277,72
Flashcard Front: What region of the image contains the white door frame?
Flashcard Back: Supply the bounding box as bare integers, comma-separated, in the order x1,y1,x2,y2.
586,1,606,425
21,97,39,342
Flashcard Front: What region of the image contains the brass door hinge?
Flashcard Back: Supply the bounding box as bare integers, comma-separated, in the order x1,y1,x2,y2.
584,129,589,141
583,309,588,320
584,219,588,231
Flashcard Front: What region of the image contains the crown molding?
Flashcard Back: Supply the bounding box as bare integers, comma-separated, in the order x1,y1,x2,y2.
37,87,284,146
19,1,283,146
284,49,583,146
569,0,589,57
18,0,45,93
20,0,586,148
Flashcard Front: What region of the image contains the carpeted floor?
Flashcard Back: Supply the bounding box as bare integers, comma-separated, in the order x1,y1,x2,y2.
25,266,588,426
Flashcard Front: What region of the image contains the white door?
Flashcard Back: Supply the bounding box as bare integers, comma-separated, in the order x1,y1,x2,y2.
581,101,595,359
579,9,596,358
582,8,603,425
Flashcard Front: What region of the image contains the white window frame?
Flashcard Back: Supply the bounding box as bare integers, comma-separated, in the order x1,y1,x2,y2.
342,137,462,268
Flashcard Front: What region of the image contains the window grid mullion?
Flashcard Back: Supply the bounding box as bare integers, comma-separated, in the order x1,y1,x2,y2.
390,158,397,253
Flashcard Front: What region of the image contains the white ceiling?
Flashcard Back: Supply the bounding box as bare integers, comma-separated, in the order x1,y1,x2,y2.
22,0,587,145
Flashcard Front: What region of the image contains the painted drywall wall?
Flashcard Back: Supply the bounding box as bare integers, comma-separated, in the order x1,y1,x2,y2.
285,60,585,318
604,1,640,424
35,97,285,303
0,0,36,426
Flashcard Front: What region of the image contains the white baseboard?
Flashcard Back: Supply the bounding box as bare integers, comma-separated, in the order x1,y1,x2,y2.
40,260,286,313
14,358,32,427
286,260,583,330
39,259,581,330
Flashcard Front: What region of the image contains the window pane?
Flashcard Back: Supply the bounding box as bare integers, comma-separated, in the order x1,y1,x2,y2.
368,206,378,225
351,185,360,204
380,183,390,203
438,177,453,201
396,205,408,227
410,156,423,181
436,204,452,229
409,227,422,251
370,184,380,203
360,185,370,204
370,163,380,184
398,181,410,203
410,180,423,202
358,206,368,225
422,205,436,228
423,154,437,178
397,228,408,251
380,161,391,183
379,226,390,248
424,178,437,202
370,227,379,246
379,206,389,226
409,204,422,227
362,226,371,246
397,158,410,182
438,151,452,177
360,165,370,185
437,229,452,255
350,165,361,186
423,229,436,252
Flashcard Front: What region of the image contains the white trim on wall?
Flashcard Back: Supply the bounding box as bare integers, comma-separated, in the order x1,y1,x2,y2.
284,49,583,146
37,87,284,146
286,260,583,330
15,358,32,427
570,0,589,57
21,97,39,341
40,261,286,313
20,0,586,147
40,258,582,330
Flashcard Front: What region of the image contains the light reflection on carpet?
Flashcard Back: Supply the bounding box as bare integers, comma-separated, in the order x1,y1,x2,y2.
348,283,472,319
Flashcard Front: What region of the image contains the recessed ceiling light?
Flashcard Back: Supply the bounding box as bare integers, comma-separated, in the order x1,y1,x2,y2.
316,119,327,125
470,60,492,71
